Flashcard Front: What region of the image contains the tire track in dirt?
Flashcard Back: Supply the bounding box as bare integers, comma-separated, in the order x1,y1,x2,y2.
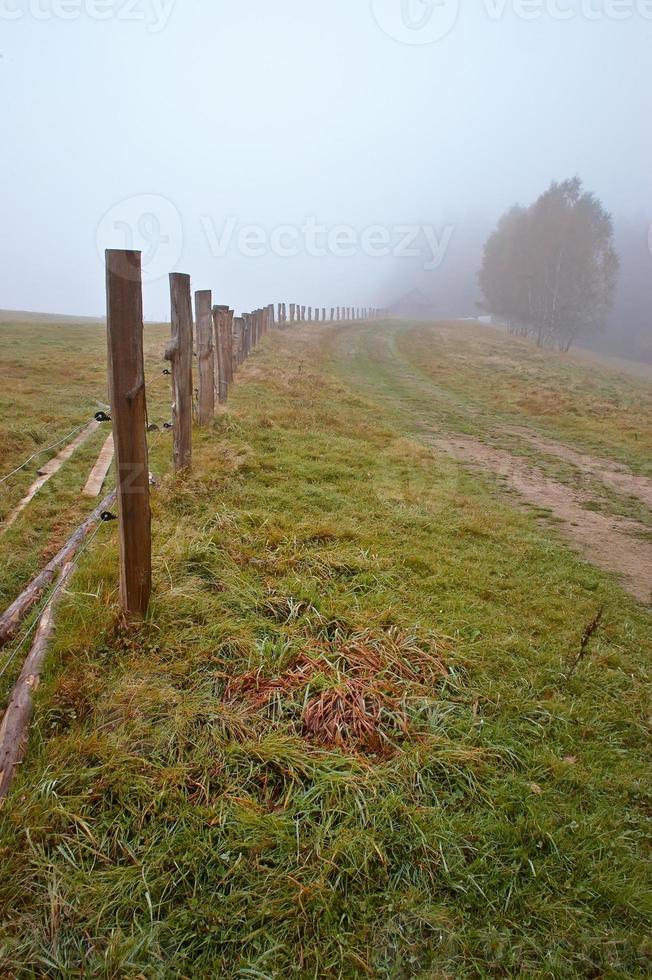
503,427,652,510
428,432,652,604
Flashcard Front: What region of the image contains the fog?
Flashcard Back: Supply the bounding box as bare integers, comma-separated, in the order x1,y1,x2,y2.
1,1,650,356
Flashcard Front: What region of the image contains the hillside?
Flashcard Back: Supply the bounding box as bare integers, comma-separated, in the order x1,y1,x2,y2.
0,318,651,977
0,310,104,325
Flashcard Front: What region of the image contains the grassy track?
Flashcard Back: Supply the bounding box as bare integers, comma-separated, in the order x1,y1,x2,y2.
0,319,650,977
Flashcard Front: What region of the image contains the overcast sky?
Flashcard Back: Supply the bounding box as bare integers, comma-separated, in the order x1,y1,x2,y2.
1,0,650,319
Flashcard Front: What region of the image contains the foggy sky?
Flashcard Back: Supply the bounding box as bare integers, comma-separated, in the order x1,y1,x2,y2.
1,0,651,326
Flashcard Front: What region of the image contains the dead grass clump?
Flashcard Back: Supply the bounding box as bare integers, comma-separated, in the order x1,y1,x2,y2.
224,653,320,709
303,679,407,755
223,627,448,756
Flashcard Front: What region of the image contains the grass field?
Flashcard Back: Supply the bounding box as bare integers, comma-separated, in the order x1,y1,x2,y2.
0,317,651,977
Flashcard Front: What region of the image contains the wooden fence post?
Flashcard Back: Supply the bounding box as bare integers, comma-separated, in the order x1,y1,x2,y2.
225,309,234,379
195,290,214,426
212,305,229,404
231,316,238,368
167,273,193,472
105,249,152,618
232,316,244,366
244,313,252,358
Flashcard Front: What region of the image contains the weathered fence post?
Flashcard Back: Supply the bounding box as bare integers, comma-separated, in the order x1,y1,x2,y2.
195,290,215,426
233,316,244,366
244,313,253,358
290,303,295,324
212,305,229,404
167,273,193,472
225,309,235,380
105,249,152,618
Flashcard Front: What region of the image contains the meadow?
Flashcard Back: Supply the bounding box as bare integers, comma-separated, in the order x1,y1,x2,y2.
0,316,650,977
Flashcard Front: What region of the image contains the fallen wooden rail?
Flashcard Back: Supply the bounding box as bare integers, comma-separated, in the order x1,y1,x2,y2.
83,434,114,497
0,559,77,799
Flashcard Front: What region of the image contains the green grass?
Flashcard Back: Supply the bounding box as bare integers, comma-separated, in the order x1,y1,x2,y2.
391,321,652,473
0,320,651,977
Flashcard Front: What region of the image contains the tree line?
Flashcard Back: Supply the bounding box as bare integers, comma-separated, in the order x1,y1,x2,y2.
479,177,619,351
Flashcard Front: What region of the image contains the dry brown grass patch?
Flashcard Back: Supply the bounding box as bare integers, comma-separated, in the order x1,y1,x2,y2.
303,679,408,755
223,628,447,756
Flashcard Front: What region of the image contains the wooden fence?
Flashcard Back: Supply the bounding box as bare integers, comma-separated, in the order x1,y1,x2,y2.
0,248,387,796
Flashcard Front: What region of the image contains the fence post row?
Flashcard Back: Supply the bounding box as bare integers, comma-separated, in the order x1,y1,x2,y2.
105,249,152,619
103,255,383,619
